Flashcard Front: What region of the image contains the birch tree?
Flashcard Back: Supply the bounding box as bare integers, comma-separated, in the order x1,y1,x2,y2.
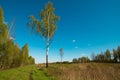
28,2,59,68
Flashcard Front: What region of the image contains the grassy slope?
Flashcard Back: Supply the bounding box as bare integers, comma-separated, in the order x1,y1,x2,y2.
0,63,120,80
0,65,51,80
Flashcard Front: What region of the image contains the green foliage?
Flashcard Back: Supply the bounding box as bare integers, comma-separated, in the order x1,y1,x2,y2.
0,40,35,69
105,49,111,61
94,53,105,62
91,46,120,63
72,46,120,63
0,7,35,70
0,7,9,44
21,44,29,66
113,49,118,62
0,7,4,23
117,46,120,61
73,57,90,63
79,57,90,63
28,56,35,65
72,58,78,63
28,1,59,40
28,1,59,68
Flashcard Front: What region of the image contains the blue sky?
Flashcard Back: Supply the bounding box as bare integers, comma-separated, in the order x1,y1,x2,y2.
0,0,120,63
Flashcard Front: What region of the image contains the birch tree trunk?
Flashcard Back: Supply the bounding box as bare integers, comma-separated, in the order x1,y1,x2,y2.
46,44,49,68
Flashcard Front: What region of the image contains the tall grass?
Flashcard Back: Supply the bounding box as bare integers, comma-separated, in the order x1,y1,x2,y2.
40,63,120,80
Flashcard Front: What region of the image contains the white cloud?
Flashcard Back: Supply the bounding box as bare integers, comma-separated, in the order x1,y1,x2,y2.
72,40,76,43
75,46,79,49
88,44,91,46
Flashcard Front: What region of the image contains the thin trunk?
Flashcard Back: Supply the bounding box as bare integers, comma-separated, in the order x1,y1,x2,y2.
46,44,49,68
46,12,50,68
61,57,62,64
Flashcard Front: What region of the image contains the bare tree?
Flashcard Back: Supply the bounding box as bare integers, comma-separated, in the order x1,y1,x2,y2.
59,48,64,63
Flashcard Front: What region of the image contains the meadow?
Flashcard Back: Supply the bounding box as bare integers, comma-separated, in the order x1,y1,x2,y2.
0,65,51,80
0,63,120,80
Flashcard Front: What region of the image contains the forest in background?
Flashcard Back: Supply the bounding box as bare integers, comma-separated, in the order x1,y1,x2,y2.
72,46,120,63
0,7,35,70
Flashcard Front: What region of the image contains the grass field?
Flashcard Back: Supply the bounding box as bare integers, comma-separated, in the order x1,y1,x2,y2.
0,65,52,80
0,63,120,80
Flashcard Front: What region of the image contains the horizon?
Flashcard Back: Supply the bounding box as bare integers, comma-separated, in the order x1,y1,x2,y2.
0,0,120,63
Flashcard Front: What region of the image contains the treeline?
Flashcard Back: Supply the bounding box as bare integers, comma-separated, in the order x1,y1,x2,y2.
91,46,120,63
72,46,120,63
72,57,90,63
0,7,35,70
0,42,35,69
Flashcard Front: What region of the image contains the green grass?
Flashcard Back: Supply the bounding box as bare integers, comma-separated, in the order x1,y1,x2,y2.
0,63,120,80
0,65,51,80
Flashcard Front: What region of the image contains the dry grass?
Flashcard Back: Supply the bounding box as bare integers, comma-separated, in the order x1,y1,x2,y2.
39,63,120,80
